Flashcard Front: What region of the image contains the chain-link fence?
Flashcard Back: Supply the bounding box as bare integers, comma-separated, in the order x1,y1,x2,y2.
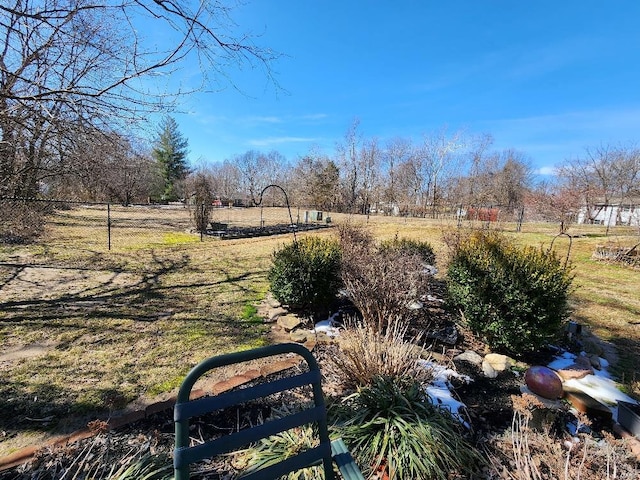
0,197,332,249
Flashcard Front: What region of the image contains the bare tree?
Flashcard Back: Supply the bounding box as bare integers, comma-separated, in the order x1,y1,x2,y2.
335,119,362,213
525,180,583,232
334,120,383,214
0,0,278,198
417,128,466,217
210,159,242,202
558,144,640,230
358,137,382,215
381,137,413,208
491,149,533,211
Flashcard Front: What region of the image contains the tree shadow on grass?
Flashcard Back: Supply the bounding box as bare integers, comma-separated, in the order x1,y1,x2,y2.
0,249,269,443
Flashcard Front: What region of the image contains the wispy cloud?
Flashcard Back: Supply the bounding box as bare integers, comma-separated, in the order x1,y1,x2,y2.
481,106,640,165
299,113,329,121
248,136,319,147
535,166,558,176
413,35,597,93
245,115,284,124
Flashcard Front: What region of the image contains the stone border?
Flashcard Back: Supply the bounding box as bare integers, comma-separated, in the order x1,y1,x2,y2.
0,353,306,472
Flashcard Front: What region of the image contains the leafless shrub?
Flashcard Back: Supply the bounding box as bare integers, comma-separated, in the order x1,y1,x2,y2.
486,394,639,480
327,320,431,391
337,224,433,332
0,200,49,244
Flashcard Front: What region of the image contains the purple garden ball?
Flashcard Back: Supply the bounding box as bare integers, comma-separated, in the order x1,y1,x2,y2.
525,366,564,400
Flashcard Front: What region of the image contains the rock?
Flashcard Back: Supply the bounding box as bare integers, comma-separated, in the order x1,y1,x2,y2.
289,330,308,343
574,354,593,370
429,351,448,363
265,293,282,308
277,314,303,332
407,300,423,310
525,366,564,400
588,354,602,370
484,353,515,372
256,306,271,319
267,307,288,322
556,365,593,381
314,331,333,344
482,360,498,378
454,350,484,366
582,338,605,357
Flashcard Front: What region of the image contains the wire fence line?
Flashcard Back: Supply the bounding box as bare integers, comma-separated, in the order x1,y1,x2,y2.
0,197,334,249
1,196,530,250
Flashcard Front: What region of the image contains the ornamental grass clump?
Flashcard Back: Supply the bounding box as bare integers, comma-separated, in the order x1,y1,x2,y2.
328,321,430,391
334,376,484,480
446,231,574,356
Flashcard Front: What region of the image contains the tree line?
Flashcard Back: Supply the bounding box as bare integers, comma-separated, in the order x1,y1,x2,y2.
1,1,638,240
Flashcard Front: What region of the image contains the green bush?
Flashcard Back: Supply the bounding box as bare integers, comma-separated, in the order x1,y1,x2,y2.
268,236,342,313
333,375,484,479
446,231,574,355
379,236,436,265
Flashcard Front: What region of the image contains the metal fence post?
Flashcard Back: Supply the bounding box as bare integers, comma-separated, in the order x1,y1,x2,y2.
200,202,204,242
107,203,112,250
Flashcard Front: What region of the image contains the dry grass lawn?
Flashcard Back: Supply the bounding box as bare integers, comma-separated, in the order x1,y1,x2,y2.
0,205,639,457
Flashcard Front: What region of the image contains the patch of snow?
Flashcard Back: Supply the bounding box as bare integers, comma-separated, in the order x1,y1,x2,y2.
424,294,444,303
547,351,576,370
548,350,638,423
422,265,438,276
314,313,341,337
419,360,471,427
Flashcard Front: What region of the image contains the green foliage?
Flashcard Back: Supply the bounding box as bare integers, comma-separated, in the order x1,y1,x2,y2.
240,303,262,324
152,116,189,202
379,236,436,265
268,236,342,313
110,453,172,480
446,231,574,355
334,376,484,480
235,408,327,480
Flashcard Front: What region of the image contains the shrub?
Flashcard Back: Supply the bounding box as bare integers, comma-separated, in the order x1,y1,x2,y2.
446,231,574,356
379,236,436,265
327,321,430,391
191,173,213,232
268,236,341,313
338,225,433,332
0,200,49,244
334,375,484,480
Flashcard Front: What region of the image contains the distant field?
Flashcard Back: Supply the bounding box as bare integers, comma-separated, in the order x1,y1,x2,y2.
0,206,638,456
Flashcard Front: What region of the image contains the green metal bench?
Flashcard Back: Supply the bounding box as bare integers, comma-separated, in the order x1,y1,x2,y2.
173,342,364,479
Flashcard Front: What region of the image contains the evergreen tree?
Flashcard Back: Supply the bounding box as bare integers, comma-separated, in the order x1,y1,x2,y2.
152,116,189,201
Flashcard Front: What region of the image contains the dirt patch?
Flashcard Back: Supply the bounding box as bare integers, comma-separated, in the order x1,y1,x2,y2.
0,342,59,362
0,264,140,304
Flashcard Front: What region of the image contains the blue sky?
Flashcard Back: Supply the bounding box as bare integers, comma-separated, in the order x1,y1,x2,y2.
163,1,640,175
